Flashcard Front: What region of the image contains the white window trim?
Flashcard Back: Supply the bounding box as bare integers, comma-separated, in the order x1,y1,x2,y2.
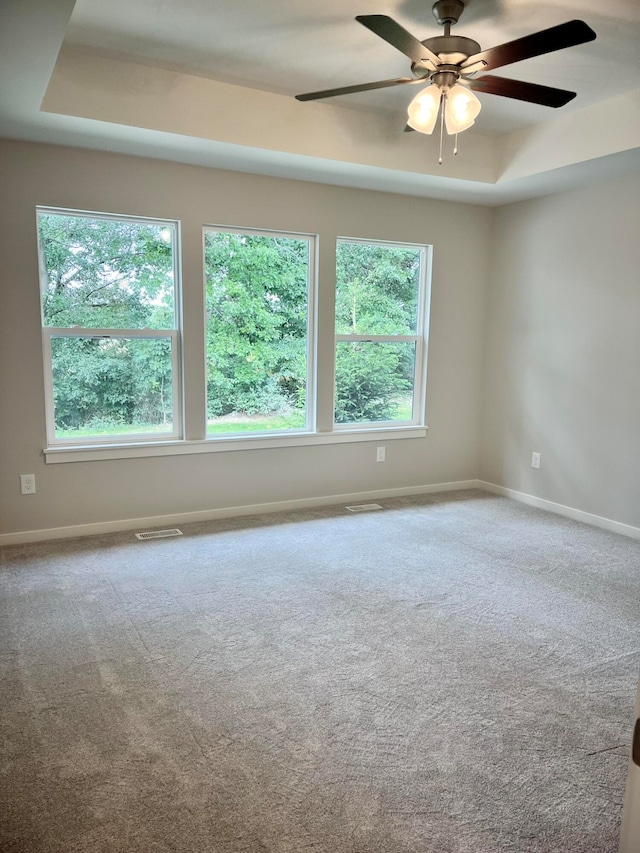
333,237,432,431
37,207,183,447
42,329,181,446
39,215,431,462
43,424,428,463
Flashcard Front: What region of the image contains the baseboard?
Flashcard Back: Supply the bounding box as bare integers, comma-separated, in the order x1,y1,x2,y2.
479,480,640,541
0,479,482,546
5,479,638,547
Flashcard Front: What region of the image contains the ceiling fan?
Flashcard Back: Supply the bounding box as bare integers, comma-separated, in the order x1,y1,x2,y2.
295,0,596,144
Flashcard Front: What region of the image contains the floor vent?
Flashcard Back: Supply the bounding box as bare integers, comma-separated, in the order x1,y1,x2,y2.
135,528,183,541
345,503,384,513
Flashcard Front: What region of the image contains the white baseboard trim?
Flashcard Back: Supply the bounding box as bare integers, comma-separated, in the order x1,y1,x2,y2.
479,481,640,540
0,479,482,547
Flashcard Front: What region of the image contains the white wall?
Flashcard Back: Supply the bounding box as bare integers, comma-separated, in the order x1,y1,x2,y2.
480,172,640,529
0,140,491,538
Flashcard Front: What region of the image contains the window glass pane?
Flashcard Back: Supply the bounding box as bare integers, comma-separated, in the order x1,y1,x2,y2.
335,341,415,425
38,212,175,329
336,241,421,335
51,336,174,439
204,231,310,435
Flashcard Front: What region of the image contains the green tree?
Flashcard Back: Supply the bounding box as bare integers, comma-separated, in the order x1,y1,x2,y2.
335,242,419,336
38,213,175,433
335,242,421,423
39,215,423,435
335,342,410,423
40,214,174,329
204,232,309,417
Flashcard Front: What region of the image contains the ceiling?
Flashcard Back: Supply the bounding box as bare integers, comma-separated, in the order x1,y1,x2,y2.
1,0,640,204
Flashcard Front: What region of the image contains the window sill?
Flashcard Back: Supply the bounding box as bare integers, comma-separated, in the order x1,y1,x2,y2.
43,426,428,464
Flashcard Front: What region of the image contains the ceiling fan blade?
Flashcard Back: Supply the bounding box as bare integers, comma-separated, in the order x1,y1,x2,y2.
468,75,576,107
296,77,418,102
461,20,596,72
356,15,441,69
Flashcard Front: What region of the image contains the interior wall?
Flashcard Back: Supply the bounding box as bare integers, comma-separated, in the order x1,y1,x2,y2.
480,172,640,529
0,140,491,537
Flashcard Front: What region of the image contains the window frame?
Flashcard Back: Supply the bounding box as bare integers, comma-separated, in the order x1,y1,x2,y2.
37,209,431,463
333,236,432,431
202,224,317,440
41,329,181,447
36,207,183,447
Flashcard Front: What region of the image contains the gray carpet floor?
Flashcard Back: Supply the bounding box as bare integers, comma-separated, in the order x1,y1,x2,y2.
1,489,639,852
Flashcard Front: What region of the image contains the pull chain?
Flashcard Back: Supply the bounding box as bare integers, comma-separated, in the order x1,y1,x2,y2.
438,93,446,165
454,133,459,156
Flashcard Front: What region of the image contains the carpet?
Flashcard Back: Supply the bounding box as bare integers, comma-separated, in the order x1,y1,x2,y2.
1,489,638,852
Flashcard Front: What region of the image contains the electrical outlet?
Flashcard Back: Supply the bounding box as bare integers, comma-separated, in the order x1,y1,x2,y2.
20,474,36,495
376,446,386,463
531,452,541,470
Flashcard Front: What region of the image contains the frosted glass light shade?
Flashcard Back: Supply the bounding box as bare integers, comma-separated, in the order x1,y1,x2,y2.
444,84,481,134
407,85,441,135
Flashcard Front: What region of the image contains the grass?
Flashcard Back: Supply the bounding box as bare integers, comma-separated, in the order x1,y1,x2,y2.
207,411,306,434
56,422,173,439
395,399,413,421
56,398,414,439
208,397,414,435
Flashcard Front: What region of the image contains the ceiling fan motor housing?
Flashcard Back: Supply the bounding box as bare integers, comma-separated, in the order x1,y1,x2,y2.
432,0,465,26
417,35,481,69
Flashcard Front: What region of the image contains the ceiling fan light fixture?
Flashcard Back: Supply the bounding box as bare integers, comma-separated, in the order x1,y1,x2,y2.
444,84,481,133
407,85,441,134
296,10,596,161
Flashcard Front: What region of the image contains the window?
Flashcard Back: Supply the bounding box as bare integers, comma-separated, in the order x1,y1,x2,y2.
37,209,181,444
335,238,430,428
203,227,314,437
38,209,431,461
